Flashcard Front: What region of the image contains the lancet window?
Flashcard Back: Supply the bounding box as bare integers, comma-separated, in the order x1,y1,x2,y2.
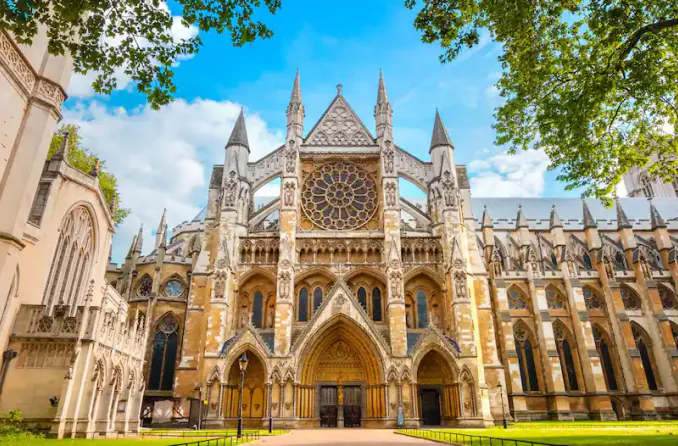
583,286,603,310
507,286,529,310
632,324,659,391
148,315,179,391
620,286,641,311
553,321,579,391
592,325,618,391
659,285,678,310
42,206,95,313
545,285,567,310
514,324,539,392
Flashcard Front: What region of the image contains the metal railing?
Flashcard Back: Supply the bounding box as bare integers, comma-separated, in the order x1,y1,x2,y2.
396,428,568,446
509,423,678,429
167,431,260,446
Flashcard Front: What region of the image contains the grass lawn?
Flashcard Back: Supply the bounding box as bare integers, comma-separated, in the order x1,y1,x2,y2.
398,422,678,446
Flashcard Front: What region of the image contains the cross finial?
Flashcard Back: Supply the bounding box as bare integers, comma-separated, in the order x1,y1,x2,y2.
336,84,343,95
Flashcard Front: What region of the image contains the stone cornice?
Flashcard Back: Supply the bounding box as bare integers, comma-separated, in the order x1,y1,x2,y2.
0,30,67,116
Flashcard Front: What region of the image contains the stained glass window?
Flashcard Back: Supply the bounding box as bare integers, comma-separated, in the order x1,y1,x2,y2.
300,162,378,230
583,286,602,309
372,288,382,322
164,279,183,297
659,286,677,310
416,290,428,328
298,288,308,322
546,286,566,310
620,286,641,310
508,287,528,310
137,276,153,297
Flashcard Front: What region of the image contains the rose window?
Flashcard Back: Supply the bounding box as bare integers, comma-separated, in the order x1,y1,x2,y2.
164,279,184,297
301,162,378,230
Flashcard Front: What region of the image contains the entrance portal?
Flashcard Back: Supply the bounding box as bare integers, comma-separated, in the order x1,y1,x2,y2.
320,386,338,427
343,386,361,428
421,389,441,425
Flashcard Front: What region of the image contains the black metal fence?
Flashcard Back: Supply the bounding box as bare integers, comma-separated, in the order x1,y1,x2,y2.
396,428,568,446
167,431,260,446
141,430,285,439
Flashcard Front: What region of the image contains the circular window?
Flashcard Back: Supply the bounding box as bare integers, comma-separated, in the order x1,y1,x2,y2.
301,162,378,230
164,279,184,297
137,277,152,297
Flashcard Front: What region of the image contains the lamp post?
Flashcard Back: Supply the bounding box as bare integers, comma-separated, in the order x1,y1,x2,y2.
498,383,507,429
237,353,249,439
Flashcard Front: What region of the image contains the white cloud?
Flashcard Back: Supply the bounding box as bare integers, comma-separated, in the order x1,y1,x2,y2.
67,8,198,98
484,85,499,98
468,149,550,197
615,181,628,197
62,99,283,263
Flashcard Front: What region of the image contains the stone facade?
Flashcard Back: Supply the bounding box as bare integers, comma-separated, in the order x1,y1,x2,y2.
110,73,678,428
623,159,678,198
0,29,145,438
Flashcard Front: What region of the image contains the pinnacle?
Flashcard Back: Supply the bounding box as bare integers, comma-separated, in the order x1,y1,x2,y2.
615,198,632,229
430,110,453,151
290,69,302,104
226,108,249,149
549,204,563,229
481,205,493,229
516,204,529,229
377,69,389,105
582,199,597,229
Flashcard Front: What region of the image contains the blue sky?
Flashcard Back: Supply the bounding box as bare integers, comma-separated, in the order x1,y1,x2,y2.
62,0,580,263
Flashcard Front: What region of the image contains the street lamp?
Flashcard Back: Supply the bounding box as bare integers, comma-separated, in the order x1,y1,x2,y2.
498,383,507,429
237,353,249,438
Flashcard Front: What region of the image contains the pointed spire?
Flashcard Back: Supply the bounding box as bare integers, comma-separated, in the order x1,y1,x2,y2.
430,110,454,151
226,109,249,150
126,235,137,259
377,69,389,105
51,130,70,161
290,69,302,105
582,200,597,229
516,205,528,229
481,205,493,229
159,223,168,249
650,201,667,229
549,205,563,229
615,198,632,229
133,224,144,253
155,209,167,249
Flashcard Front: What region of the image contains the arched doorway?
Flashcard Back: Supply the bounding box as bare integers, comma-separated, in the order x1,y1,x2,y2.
222,350,267,427
416,350,457,426
298,317,385,428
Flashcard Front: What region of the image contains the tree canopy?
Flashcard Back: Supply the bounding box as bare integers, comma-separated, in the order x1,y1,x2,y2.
48,125,129,224
1,0,280,109
405,0,678,200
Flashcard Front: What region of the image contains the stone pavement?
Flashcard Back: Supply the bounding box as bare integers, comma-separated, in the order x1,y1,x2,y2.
251,429,436,445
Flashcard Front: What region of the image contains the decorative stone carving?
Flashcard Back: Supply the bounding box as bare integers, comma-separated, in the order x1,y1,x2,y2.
223,171,238,207
333,293,347,309
389,270,402,300
385,181,397,207
278,271,291,300
213,274,226,300
383,141,394,174
305,98,372,146
441,171,456,207
0,31,36,93
283,181,296,207
284,141,297,174
36,79,66,109
454,270,467,299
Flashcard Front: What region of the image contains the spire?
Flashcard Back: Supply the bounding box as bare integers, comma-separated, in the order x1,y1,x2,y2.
650,201,667,229
290,69,302,105
51,130,70,161
377,69,389,105
549,205,563,229
516,205,528,229
126,235,137,259
159,224,168,248
615,198,632,229
430,110,454,151
133,224,144,253
481,205,493,229
226,109,249,150
582,200,597,229
374,70,392,140
155,209,167,249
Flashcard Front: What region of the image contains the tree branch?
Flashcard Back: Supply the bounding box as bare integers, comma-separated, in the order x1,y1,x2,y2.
619,18,678,61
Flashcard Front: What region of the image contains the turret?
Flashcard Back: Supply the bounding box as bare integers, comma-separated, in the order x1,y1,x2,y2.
582,200,601,250
155,208,167,250
286,70,304,140
374,70,392,140
480,205,495,247
225,109,249,176
515,205,530,246
615,199,636,250
429,110,455,180
650,200,672,254
549,205,566,248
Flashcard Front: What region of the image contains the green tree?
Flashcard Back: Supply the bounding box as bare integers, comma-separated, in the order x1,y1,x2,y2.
405,0,678,201
48,125,130,224
1,0,280,109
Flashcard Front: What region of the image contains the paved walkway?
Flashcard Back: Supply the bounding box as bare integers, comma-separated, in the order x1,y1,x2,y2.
251,429,435,445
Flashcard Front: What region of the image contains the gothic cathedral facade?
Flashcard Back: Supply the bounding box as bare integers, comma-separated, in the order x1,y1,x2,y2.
111,72,678,428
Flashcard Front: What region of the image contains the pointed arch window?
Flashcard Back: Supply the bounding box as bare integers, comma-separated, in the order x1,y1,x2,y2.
546,286,567,310
148,315,179,391
620,286,641,311
614,250,627,270
592,325,618,391
640,174,654,198
583,252,593,270
632,324,658,391
372,288,382,322
658,286,677,310
298,288,308,322
507,287,529,310
670,322,678,350
358,287,368,311
416,290,429,328
514,325,539,392
553,322,579,391
252,291,263,328
313,287,323,312
42,206,95,313
583,286,603,310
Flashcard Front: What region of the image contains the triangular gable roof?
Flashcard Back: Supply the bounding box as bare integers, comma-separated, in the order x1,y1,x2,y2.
304,92,375,146
219,323,272,358
290,278,390,359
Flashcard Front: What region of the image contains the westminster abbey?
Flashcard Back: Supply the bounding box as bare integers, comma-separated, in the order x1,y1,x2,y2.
2,40,678,436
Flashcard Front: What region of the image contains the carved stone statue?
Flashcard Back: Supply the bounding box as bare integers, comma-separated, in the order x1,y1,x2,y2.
383,141,394,174
240,308,250,328
441,171,456,207
223,171,238,207
385,181,397,207
454,271,467,299
285,140,297,174
283,182,296,207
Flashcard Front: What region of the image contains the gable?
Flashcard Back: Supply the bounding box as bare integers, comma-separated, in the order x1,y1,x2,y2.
305,94,375,146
